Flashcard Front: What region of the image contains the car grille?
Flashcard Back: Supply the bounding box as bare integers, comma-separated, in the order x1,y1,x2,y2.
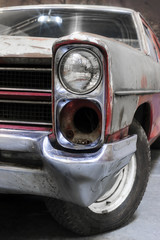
0,58,52,129
0,101,52,125
0,68,51,91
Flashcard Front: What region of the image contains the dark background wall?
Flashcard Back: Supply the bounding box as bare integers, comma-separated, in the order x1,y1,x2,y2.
0,0,159,39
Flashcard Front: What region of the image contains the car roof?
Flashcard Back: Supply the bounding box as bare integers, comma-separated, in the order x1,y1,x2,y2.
0,4,135,14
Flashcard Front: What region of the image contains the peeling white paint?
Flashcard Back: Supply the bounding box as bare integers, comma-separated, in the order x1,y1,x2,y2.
0,35,56,57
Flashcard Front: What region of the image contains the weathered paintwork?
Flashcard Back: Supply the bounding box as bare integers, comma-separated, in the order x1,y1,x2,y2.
0,35,54,58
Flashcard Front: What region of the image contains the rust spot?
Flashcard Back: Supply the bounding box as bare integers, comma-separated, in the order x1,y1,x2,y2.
59,99,102,144
30,45,50,50
29,37,49,41
107,126,129,143
119,107,124,129
66,130,74,139
4,42,10,46
74,139,91,145
141,75,147,88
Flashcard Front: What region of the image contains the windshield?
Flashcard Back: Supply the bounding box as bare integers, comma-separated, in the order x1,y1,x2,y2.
0,8,140,48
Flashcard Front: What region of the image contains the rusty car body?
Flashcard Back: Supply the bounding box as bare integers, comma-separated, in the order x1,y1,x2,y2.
0,4,159,235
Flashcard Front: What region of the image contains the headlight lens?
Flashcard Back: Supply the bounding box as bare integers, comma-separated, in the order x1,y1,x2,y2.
59,48,102,94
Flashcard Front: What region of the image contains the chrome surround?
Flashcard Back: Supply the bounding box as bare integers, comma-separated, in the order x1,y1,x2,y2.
131,11,144,52
0,5,135,14
0,129,137,206
115,90,160,96
55,98,102,150
58,48,103,95
54,44,106,150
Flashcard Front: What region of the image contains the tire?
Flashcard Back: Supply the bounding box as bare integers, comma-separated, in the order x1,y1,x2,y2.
46,120,151,236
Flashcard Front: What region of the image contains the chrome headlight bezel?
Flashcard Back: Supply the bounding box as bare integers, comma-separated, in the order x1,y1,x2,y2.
58,48,103,95
54,44,106,150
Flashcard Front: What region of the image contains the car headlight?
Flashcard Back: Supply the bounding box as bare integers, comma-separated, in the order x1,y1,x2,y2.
58,48,102,94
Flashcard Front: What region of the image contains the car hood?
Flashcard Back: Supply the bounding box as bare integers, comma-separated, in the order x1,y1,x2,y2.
0,35,56,58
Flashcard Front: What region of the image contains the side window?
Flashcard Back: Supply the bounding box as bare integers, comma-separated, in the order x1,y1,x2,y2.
143,24,158,61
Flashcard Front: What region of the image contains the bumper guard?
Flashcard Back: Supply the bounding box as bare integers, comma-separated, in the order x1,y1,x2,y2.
0,129,137,206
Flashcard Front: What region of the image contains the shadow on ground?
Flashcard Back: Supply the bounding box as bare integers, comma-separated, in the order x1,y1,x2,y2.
0,194,77,239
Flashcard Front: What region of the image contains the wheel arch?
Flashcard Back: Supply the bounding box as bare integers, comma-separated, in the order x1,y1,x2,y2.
133,102,152,138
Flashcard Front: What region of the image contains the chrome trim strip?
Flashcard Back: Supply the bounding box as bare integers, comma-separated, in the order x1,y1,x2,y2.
0,88,52,93
0,5,135,14
135,12,149,54
115,90,160,96
0,120,52,125
0,99,51,104
0,67,51,71
132,11,143,52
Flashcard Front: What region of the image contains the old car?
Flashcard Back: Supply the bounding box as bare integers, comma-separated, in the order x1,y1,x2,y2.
0,4,159,235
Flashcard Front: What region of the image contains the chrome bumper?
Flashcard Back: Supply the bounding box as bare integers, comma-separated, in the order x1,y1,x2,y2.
0,129,137,206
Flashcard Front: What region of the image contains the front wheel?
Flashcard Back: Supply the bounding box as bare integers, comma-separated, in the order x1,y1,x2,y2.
46,120,151,236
